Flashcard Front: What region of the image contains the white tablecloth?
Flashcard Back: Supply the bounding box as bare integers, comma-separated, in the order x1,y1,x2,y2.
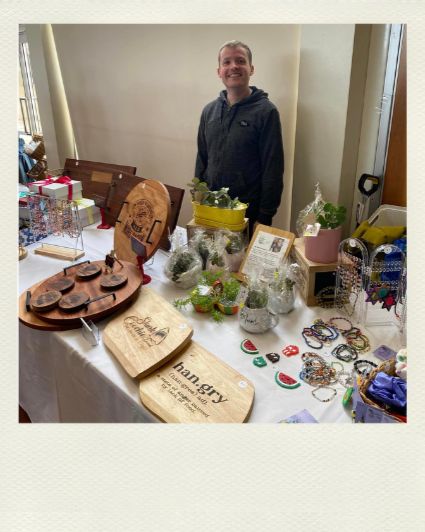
19,225,404,423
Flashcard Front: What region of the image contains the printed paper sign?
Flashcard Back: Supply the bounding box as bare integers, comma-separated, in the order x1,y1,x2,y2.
93,194,107,210
279,409,318,423
241,231,290,274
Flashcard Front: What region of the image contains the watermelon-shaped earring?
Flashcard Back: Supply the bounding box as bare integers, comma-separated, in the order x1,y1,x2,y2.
253,356,267,367
275,371,301,389
240,339,259,354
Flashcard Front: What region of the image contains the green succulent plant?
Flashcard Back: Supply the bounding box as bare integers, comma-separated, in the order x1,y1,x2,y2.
187,179,240,210
317,203,347,230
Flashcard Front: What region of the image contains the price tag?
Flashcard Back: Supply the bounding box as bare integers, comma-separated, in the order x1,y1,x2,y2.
384,246,392,254
131,235,147,260
238,381,248,388
304,223,321,237
349,239,357,248
349,293,357,305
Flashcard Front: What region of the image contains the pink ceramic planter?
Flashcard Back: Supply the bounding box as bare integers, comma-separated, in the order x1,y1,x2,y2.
304,226,342,264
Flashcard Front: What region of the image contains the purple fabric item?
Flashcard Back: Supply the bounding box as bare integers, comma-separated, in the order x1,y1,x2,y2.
368,372,407,408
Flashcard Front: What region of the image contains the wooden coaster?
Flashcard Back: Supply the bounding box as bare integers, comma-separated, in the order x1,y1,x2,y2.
75,263,102,280
100,273,128,290
45,277,75,294
104,286,193,379
59,292,90,312
139,340,255,423
30,291,62,312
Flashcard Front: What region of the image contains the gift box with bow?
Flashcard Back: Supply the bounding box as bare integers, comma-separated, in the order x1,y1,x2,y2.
28,175,83,200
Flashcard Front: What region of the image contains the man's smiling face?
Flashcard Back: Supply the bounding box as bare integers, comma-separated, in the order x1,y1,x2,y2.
217,46,254,91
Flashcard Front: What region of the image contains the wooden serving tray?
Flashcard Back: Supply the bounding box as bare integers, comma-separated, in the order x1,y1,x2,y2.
103,287,193,379
139,341,255,423
114,180,171,263
28,260,143,328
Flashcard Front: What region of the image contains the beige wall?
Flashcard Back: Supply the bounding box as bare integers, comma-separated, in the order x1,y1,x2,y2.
51,24,301,229
290,24,356,234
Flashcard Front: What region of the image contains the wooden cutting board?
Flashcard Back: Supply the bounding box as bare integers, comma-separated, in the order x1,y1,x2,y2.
103,287,193,379
139,341,255,423
29,260,142,327
114,180,170,263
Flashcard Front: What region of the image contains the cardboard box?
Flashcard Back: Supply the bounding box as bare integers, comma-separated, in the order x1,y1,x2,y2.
29,178,83,200
289,238,338,306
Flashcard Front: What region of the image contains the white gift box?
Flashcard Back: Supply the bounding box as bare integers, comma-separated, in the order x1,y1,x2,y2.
28,177,83,200
76,198,101,227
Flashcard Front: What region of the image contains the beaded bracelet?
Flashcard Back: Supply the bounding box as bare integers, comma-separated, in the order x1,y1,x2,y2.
302,329,323,349
315,287,335,308
354,359,377,376
341,326,362,338
312,323,339,341
311,386,337,402
346,333,370,354
326,316,353,333
331,344,358,362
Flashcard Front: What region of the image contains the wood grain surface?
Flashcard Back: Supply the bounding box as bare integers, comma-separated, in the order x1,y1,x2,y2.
45,277,75,293
29,260,143,327
114,180,170,263
30,291,62,312
103,286,193,379
34,245,85,261
64,160,183,250
75,263,102,279
19,247,28,261
58,291,90,311
100,273,128,290
19,280,74,331
139,340,255,423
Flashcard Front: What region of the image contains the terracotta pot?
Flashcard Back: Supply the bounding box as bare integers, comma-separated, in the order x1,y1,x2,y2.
304,226,342,264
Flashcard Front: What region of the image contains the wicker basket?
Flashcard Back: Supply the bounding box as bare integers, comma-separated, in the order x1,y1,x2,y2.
23,133,46,161
26,159,48,180
358,357,405,423
46,168,64,178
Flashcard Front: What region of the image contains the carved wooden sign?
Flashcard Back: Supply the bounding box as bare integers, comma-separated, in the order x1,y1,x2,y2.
103,287,193,379
139,341,255,424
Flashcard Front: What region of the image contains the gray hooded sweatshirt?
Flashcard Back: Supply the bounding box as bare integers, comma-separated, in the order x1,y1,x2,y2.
195,86,284,226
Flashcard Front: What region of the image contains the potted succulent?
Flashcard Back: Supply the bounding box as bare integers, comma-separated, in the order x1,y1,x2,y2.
304,202,347,264
187,178,247,226
173,270,241,321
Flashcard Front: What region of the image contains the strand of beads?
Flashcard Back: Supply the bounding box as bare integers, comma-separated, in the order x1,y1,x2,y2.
300,352,344,403
28,195,47,237
345,331,371,354
46,197,62,236
331,344,358,362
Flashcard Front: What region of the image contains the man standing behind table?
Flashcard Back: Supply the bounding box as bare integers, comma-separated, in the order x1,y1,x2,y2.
194,40,284,236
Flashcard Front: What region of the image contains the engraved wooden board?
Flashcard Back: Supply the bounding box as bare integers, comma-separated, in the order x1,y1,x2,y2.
103,286,193,379
45,277,75,293
58,292,90,312
75,263,102,279
139,341,255,423
100,273,128,290
19,280,75,331
29,260,142,327
234,224,296,281
114,180,171,263
30,291,62,312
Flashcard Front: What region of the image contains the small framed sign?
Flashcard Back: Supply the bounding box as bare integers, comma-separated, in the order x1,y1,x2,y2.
93,194,107,210
234,225,295,282
131,235,147,261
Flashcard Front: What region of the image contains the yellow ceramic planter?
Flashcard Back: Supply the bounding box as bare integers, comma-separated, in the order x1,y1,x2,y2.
192,201,247,226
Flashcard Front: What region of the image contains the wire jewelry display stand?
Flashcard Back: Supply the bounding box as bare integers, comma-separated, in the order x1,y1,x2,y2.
334,238,369,324
363,243,405,328
395,265,407,348
28,194,85,261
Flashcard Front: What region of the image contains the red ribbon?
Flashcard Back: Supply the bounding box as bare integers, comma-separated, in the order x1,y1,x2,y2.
36,175,73,200
53,175,73,200
36,176,55,195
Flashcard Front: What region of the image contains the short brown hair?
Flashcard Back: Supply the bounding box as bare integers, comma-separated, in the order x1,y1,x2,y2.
218,40,252,66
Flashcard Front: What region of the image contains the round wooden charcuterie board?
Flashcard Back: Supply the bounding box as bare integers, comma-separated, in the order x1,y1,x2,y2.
114,180,170,264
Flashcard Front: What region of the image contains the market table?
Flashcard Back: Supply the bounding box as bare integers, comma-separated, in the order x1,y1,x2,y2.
19,225,404,423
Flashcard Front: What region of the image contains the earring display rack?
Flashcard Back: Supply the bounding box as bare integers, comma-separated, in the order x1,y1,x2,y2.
395,266,407,348
363,243,405,328
28,194,85,261
334,238,368,324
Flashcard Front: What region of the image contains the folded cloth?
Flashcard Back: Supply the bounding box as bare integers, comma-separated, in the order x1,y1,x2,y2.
368,372,407,409
351,221,406,251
